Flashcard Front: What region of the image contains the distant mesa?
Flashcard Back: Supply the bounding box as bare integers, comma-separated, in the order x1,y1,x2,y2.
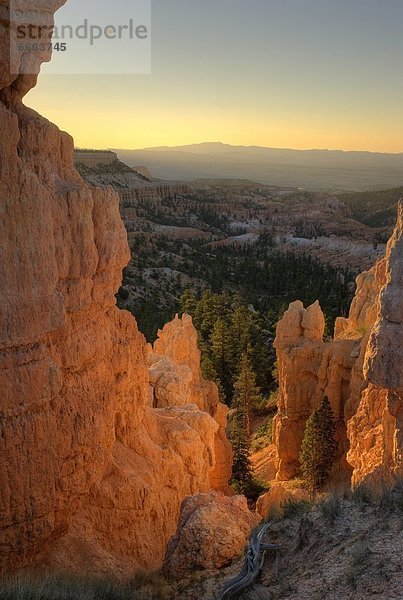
73,149,118,167
74,149,153,181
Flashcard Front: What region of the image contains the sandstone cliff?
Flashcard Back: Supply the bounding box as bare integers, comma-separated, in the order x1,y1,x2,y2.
0,1,231,577
271,203,402,487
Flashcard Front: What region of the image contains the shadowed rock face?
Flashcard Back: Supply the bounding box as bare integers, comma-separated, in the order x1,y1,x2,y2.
272,203,402,487
364,204,403,391
0,1,231,577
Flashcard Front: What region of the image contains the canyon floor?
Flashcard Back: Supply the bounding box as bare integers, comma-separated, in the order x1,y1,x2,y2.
75,151,400,340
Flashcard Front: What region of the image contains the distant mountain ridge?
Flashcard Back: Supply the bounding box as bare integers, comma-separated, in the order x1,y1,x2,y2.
113,142,403,192
127,141,403,157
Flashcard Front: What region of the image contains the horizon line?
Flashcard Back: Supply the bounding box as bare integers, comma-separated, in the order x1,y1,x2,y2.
90,141,403,155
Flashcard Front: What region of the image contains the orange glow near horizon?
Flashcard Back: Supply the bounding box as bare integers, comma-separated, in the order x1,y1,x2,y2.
25,84,403,153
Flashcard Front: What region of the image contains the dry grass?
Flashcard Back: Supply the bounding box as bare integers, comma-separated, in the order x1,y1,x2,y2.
318,492,342,525
0,572,172,600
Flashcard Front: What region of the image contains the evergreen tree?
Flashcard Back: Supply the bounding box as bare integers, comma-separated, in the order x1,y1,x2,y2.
194,290,227,341
230,353,264,494
229,305,251,370
210,318,233,402
200,352,225,401
299,396,338,497
180,289,197,316
231,413,254,493
232,352,263,438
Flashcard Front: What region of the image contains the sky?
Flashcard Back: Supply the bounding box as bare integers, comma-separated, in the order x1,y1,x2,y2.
26,0,403,152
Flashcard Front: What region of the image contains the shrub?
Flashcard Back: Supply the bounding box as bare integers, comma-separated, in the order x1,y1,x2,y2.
281,498,311,519
318,492,342,524
0,573,171,600
378,478,403,514
351,482,374,508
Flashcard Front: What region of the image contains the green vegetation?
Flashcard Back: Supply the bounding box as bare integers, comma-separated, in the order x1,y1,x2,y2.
344,540,372,589
299,397,338,497
119,229,355,342
180,290,274,404
251,418,273,452
180,290,273,495
351,477,403,514
318,492,343,524
378,478,403,514
230,354,265,495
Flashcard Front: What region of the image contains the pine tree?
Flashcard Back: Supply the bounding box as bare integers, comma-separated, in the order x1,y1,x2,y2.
229,306,251,371
180,289,197,316
299,396,338,497
232,352,263,438
231,412,254,493
200,352,225,401
210,318,232,402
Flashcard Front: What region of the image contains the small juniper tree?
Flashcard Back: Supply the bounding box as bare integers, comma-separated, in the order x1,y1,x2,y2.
300,396,338,497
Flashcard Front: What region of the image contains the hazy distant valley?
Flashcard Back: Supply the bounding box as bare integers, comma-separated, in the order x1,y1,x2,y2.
114,142,403,192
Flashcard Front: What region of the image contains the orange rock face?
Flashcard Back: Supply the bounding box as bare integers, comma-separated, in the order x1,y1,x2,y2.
272,203,402,487
347,202,402,486
0,3,231,577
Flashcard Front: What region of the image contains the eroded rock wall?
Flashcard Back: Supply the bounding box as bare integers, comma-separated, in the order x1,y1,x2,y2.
347,202,402,486
0,1,230,577
272,203,402,486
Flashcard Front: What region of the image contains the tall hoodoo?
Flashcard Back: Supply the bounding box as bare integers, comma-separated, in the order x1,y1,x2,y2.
0,1,231,577
149,314,233,492
272,202,402,487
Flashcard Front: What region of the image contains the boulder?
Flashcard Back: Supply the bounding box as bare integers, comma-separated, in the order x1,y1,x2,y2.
163,492,261,577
